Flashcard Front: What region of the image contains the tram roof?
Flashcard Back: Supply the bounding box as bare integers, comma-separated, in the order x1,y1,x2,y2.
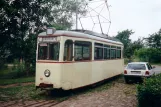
38,30,123,45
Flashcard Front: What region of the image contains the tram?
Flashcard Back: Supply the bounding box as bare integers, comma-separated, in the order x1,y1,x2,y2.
35,28,124,90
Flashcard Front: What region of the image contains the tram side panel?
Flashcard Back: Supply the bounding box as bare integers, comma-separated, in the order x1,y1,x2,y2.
61,62,92,90
91,59,124,84
104,59,123,78
91,61,105,84
102,60,116,80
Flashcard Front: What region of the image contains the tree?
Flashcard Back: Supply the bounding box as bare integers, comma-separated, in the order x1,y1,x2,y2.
115,29,134,58
50,0,87,29
145,29,161,49
0,0,87,74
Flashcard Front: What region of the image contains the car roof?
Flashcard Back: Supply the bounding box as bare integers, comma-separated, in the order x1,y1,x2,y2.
127,62,148,64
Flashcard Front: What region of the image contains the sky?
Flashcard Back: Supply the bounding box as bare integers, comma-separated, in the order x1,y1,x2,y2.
75,0,161,41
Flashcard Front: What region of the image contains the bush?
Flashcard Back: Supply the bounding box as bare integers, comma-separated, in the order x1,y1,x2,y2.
137,74,161,107
135,48,161,63
9,60,26,78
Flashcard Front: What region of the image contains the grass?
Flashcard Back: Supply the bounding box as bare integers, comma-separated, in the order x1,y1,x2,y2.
0,75,122,101
0,67,12,76
0,84,42,101
0,77,35,85
0,84,72,101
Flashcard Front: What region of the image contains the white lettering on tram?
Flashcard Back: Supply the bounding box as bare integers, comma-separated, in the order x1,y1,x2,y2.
39,37,57,42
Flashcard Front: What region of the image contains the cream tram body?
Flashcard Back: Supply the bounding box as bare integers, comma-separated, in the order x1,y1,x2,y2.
36,30,124,90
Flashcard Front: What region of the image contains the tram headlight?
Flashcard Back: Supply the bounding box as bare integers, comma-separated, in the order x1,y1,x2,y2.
44,69,50,77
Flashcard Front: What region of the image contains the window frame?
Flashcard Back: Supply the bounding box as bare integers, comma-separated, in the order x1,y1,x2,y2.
64,40,73,61
110,46,116,59
38,42,60,60
116,46,121,59
103,44,110,59
74,41,92,61
94,43,104,60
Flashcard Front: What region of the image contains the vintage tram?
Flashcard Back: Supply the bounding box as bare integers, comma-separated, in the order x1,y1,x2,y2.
36,28,124,90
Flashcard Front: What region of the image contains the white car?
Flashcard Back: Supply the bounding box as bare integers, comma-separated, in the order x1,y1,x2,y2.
124,62,155,83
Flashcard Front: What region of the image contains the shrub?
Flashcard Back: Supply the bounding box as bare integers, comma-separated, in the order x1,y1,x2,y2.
135,48,161,63
9,60,26,78
137,74,161,107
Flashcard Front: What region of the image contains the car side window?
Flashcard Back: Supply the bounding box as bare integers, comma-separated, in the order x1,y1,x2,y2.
149,64,153,69
146,64,151,70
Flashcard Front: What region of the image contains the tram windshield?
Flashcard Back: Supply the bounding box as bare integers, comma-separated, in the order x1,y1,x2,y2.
38,43,59,60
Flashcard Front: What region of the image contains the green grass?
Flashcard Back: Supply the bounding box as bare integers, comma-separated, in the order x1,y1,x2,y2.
0,75,123,101
0,77,35,85
0,84,71,101
0,67,12,76
0,84,42,101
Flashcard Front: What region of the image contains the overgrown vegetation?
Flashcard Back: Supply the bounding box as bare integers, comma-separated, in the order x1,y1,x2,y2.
137,74,161,107
0,77,34,85
0,60,34,79
0,76,122,101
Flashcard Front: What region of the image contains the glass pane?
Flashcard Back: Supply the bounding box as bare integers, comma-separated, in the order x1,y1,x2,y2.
49,43,59,60
83,46,90,60
75,41,91,61
127,64,146,70
104,48,107,59
107,49,110,59
75,45,83,61
64,40,73,61
117,50,121,58
110,49,116,59
95,47,103,60
38,44,47,60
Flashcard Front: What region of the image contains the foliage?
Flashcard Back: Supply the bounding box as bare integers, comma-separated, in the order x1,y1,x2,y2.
135,48,161,63
0,0,87,76
0,77,34,86
145,29,161,49
0,60,35,79
137,74,161,107
115,29,144,58
51,0,87,29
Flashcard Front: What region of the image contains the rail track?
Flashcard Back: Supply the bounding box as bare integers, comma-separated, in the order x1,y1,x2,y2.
0,98,67,107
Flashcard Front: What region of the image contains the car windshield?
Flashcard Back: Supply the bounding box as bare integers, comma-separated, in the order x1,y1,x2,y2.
127,64,146,70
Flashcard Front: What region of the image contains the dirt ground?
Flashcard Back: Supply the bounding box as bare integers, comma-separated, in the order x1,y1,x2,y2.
55,81,137,107
0,77,137,107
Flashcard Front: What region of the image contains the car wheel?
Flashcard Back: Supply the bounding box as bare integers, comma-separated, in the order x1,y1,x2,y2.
124,77,129,84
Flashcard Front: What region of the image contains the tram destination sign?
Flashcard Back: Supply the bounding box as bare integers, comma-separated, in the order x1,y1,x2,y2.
40,37,57,42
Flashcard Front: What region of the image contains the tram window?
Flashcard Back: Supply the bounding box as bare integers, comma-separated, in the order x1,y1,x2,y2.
64,40,73,61
38,43,59,60
74,41,91,61
38,43,48,60
110,49,116,59
107,49,110,59
116,47,121,58
95,43,103,60
116,50,121,58
49,43,59,60
104,45,110,59
104,48,107,59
